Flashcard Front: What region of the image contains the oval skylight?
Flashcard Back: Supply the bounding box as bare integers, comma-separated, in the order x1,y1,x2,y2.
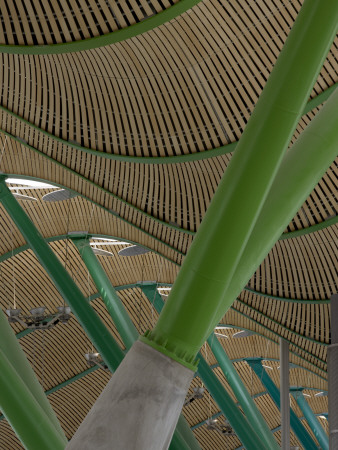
43,189,78,202
118,245,150,257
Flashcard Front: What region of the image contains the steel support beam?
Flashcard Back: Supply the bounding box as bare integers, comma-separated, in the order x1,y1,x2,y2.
0,177,124,373
0,308,66,441
329,293,338,447
280,338,290,450
247,359,317,450
290,388,328,450
0,348,66,449
143,0,338,369
72,237,138,349
207,333,279,450
141,285,268,450
215,74,338,323
67,252,199,450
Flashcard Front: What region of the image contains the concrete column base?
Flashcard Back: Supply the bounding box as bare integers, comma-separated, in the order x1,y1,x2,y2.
67,340,194,450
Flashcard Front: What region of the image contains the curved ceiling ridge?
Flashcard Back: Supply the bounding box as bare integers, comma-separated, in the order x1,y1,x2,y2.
0,172,187,261
0,0,203,54
230,307,327,370
0,231,333,305
0,85,335,163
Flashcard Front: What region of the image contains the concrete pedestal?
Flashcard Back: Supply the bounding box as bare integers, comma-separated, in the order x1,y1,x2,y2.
67,340,194,450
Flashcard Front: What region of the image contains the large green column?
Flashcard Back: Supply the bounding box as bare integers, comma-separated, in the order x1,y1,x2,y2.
67,251,200,450
142,0,338,367
72,237,138,349
0,177,124,373
207,333,279,450
0,348,66,450
215,81,338,322
141,285,268,450
0,308,66,441
291,388,328,450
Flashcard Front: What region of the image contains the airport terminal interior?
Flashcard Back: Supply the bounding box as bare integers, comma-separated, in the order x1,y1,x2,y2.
0,0,336,448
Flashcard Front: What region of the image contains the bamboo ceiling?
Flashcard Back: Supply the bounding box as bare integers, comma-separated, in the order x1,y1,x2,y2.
0,0,336,448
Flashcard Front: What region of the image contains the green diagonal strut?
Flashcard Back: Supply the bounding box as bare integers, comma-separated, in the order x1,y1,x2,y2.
141,285,269,450
0,308,67,442
207,333,279,450
142,0,338,367
71,237,139,349
70,246,201,450
0,348,66,450
0,177,124,373
291,388,329,450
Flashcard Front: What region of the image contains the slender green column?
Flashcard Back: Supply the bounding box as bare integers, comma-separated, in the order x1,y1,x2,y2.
0,178,124,372
0,308,66,440
215,78,338,322
141,285,268,450
0,348,66,450
72,237,138,349
247,359,317,450
197,358,267,450
207,333,279,450
175,415,202,450
143,0,338,368
291,388,328,450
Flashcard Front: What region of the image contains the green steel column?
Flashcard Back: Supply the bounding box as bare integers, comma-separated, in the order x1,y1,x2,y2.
0,308,66,440
247,359,317,450
215,80,338,322
291,388,328,450
70,250,199,450
175,415,202,450
197,357,268,450
72,237,138,349
142,0,338,368
141,285,268,450
0,348,66,450
207,333,279,450
0,178,124,373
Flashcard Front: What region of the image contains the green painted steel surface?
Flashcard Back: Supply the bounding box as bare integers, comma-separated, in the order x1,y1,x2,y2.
141,285,267,450
176,415,202,450
0,84,335,165
143,0,338,366
291,389,329,450
197,357,268,450
0,0,202,55
72,237,138,349
0,308,66,440
0,178,124,373
247,359,318,450
0,348,67,449
207,333,279,450
215,74,338,324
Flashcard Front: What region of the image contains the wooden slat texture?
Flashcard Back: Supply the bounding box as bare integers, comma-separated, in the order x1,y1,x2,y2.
0,0,336,447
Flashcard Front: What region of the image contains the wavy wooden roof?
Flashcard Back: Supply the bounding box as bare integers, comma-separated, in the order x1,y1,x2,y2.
0,0,336,448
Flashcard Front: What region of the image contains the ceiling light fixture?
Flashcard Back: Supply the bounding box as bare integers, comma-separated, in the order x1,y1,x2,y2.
6,305,71,330
205,419,235,436
184,386,205,406
84,352,108,371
